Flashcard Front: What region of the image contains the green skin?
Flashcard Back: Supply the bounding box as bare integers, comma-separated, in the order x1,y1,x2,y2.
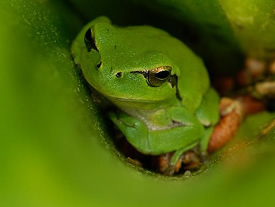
71,16,220,166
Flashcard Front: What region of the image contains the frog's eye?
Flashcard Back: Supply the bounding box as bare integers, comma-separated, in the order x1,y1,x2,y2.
147,66,172,87
84,28,98,52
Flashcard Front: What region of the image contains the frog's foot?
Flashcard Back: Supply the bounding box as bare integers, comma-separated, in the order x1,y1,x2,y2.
151,150,201,175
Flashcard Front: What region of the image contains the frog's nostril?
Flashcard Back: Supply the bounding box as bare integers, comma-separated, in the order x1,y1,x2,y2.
116,72,122,78
97,62,102,68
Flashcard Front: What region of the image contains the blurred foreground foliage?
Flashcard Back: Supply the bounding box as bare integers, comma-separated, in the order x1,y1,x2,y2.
0,0,275,207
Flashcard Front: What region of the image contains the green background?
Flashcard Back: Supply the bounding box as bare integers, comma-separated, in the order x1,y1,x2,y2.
1,0,275,207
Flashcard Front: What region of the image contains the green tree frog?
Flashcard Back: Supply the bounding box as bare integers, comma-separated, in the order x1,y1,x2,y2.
71,16,220,173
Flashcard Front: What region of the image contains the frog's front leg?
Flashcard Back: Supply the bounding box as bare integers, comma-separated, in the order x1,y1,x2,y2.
154,126,214,175
110,107,205,174
160,142,200,175
110,107,204,154
109,111,151,154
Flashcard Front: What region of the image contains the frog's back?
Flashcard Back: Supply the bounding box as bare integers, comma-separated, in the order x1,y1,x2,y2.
171,46,210,113
142,29,211,112
112,25,210,113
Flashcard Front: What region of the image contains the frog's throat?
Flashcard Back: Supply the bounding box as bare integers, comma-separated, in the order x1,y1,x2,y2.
105,92,177,103
107,95,178,111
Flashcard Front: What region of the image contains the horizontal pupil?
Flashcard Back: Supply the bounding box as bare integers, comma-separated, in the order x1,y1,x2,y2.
155,71,170,79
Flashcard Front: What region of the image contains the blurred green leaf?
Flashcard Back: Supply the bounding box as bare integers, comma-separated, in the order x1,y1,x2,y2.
220,0,275,59
127,0,244,74
131,0,275,71
1,1,275,207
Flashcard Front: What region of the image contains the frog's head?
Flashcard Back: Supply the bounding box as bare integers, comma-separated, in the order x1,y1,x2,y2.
72,17,182,108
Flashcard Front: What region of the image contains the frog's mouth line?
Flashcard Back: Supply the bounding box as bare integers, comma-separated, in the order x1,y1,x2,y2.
107,96,168,103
